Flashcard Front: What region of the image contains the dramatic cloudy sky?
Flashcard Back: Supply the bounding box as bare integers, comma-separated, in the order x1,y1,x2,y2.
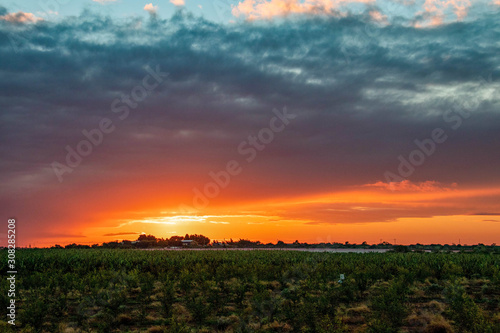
1,0,500,246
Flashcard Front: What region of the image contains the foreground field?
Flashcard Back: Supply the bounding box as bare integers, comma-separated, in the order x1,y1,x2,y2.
1,250,500,332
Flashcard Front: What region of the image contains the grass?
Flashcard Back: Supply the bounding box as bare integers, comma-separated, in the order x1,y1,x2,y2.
1,249,499,332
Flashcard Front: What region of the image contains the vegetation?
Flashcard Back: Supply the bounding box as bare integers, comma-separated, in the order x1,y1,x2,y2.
48,233,500,253
1,249,499,332
60,234,211,249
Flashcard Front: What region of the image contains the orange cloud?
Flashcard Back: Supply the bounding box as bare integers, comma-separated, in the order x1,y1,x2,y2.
416,0,471,27
170,0,185,6
0,12,41,24
232,0,375,20
363,180,457,192
144,3,158,14
369,10,388,24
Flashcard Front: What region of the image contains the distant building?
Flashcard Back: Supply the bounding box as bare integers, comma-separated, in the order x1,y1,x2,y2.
181,240,194,246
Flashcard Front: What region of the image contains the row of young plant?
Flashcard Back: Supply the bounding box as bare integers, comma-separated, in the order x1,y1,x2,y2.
1,249,499,332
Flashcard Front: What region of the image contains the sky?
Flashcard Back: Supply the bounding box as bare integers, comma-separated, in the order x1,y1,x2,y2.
1,0,500,247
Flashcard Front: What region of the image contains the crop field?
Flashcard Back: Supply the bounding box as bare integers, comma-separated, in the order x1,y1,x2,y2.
1,249,500,333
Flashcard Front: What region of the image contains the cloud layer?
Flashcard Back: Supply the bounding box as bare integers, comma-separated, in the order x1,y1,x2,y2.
230,0,492,26
0,11,41,23
0,5,499,244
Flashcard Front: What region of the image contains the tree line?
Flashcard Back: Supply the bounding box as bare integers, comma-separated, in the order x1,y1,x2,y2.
49,234,500,252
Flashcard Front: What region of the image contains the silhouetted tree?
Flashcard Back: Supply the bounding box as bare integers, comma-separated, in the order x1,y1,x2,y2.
186,234,210,246
138,234,157,242
169,236,184,246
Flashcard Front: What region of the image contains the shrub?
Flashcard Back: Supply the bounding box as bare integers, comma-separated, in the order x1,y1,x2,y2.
424,321,453,333
369,279,409,330
445,283,492,332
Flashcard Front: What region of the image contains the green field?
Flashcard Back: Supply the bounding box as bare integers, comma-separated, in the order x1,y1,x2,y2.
2,249,500,332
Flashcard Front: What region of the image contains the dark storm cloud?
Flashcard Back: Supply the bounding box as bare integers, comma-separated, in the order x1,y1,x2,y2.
1,8,500,235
